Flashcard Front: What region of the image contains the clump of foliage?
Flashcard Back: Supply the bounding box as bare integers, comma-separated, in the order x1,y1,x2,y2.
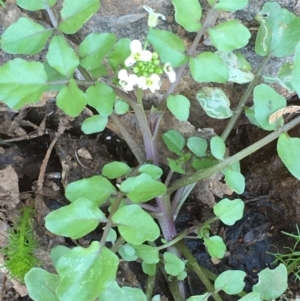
0,0,300,300
1,206,40,282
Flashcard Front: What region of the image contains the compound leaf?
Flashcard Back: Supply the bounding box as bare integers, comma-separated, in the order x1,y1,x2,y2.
0,58,49,109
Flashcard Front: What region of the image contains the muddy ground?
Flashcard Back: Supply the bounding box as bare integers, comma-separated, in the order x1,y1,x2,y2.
1,0,300,300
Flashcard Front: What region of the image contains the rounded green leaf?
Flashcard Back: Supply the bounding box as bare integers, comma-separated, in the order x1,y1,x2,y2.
66,175,116,205
81,115,108,134
122,287,147,301
207,0,248,11
277,133,300,180
162,129,186,155
98,282,126,301
187,137,207,157
255,2,300,57
167,94,190,121
56,79,87,117
1,17,53,55
171,0,202,32
190,52,229,83
215,270,246,294
253,264,287,300
58,0,100,34
167,158,186,174
114,98,129,114
46,36,79,77
147,29,187,67
79,33,116,71
213,198,244,226
251,84,286,131
50,246,71,269
208,20,250,52
224,169,245,194
56,243,118,301
118,244,138,261
138,164,163,180
238,292,261,301
164,252,185,276
102,161,131,179
112,205,160,245
133,244,159,264
0,58,49,109
16,0,56,11
196,87,232,119
210,136,225,160
142,263,156,276
107,38,131,72
203,235,226,259
25,268,60,301
186,293,210,301
86,82,116,116
45,198,106,239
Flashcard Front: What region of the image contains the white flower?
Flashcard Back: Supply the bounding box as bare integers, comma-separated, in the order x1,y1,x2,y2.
164,63,176,83
138,74,161,93
118,69,138,91
125,40,152,67
143,6,166,28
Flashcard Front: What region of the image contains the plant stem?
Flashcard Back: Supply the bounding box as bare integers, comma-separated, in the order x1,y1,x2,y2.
221,53,271,141
45,5,57,28
145,273,156,300
176,240,223,301
168,115,300,194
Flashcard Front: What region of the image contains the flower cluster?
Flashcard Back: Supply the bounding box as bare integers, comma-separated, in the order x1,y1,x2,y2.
118,40,176,93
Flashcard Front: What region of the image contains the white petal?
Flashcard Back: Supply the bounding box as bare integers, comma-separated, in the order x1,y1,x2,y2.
125,56,136,67
140,50,153,62
118,69,128,80
157,13,166,21
143,5,153,13
137,76,147,89
128,74,138,85
130,40,142,54
150,73,161,83
168,71,176,83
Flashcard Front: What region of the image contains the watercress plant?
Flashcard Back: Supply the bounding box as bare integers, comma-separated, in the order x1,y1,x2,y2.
0,0,299,300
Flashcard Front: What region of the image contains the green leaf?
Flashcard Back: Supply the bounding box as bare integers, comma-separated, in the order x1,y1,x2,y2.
147,29,188,67
164,252,185,276
43,62,67,92
196,87,232,119
98,282,126,301
253,264,288,300
142,263,156,276
133,244,159,264
0,58,49,109
46,35,79,78
1,17,52,55
79,33,116,71
208,20,250,52
81,115,108,134
190,52,229,83
102,161,131,179
213,198,244,226
16,0,56,11
86,82,116,116
186,294,210,301
292,42,300,97
207,0,248,11
171,0,202,32
112,205,160,245
162,129,186,156
45,198,106,239
203,235,226,259
192,159,216,170
50,246,71,269
277,133,300,180
25,268,60,301
106,228,117,244
167,95,190,121
66,175,116,206
56,79,87,117
215,270,246,294
138,164,163,180
107,38,131,72
167,158,186,174
58,0,100,34
56,243,118,301
250,84,286,131
216,51,254,84
224,169,245,194
120,174,166,203
122,287,147,301
237,292,261,301
114,98,129,114
118,244,138,261
210,136,225,160
255,2,300,57
187,137,207,157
